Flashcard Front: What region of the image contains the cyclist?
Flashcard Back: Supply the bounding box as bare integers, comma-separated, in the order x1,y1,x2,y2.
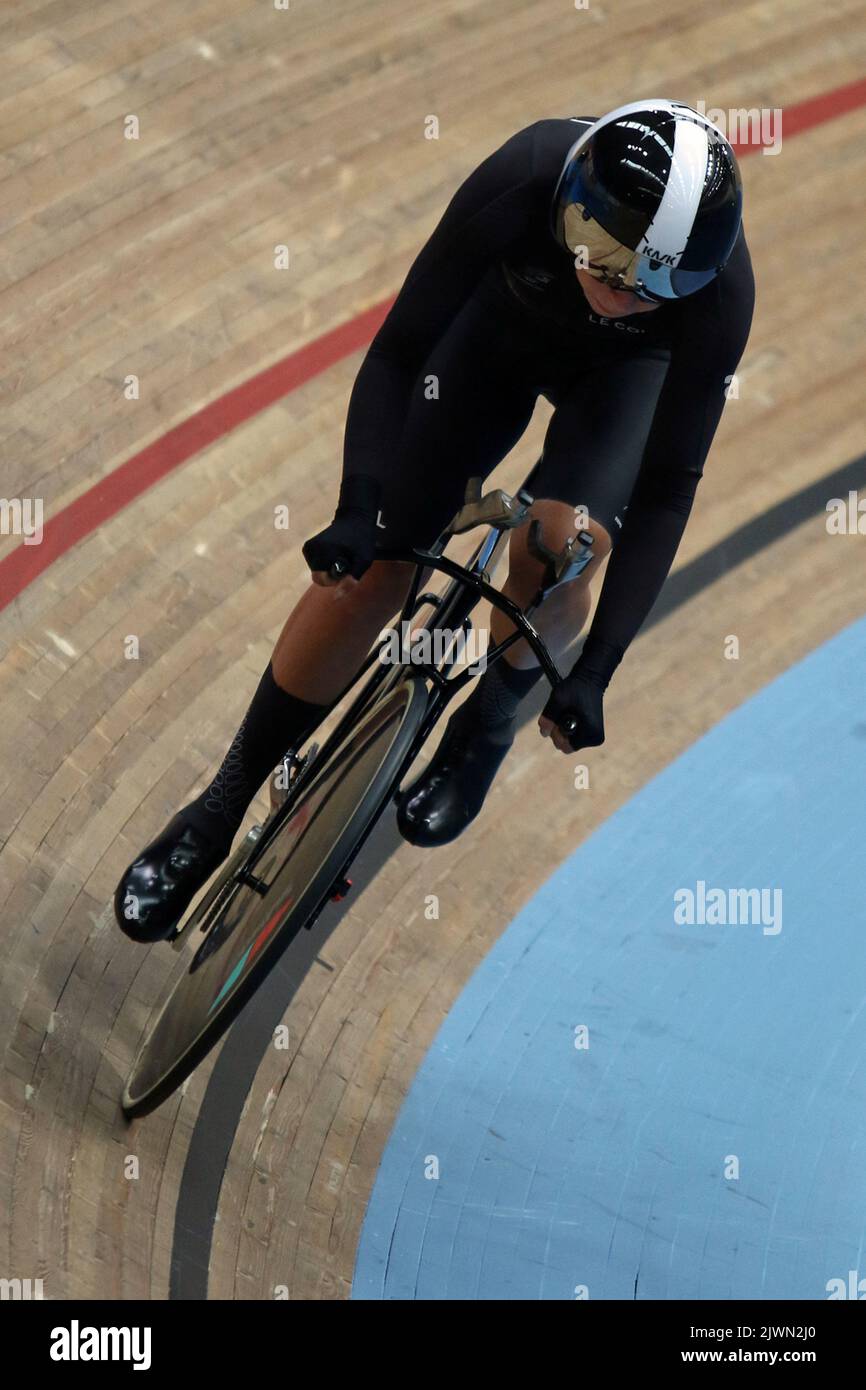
115,99,754,942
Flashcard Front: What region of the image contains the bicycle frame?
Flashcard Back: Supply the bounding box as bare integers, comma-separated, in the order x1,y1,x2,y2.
374,544,563,759
305,506,565,765
223,472,592,900
171,477,583,945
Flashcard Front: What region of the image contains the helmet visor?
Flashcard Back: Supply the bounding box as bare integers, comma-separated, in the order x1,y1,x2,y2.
561,202,719,302
630,256,720,300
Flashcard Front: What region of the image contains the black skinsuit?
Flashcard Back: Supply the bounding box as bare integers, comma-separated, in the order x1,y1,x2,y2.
341,118,755,668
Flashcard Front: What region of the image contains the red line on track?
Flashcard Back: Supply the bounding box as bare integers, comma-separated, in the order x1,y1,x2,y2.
766,75,866,143
2,76,865,615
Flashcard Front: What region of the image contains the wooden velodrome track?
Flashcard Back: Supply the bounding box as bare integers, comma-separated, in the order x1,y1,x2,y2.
1,0,864,1300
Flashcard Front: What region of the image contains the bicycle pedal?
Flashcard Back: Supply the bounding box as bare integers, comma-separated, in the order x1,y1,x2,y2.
330,876,352,902
237,868,269,896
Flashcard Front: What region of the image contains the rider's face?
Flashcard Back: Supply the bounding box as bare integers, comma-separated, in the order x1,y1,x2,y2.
562,205,664,318
576,268,662,318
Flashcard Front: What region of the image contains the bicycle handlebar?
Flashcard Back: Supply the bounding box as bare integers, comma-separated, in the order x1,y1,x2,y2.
373,544,583,737
372,545,564,690
327,477,591,731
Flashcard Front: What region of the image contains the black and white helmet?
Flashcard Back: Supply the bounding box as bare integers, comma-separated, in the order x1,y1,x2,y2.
553,99,744,301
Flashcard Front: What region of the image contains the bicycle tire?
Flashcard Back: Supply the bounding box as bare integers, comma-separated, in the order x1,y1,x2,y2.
122,676,428,1118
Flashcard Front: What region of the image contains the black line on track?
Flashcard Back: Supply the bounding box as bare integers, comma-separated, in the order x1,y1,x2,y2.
170,451,864,1300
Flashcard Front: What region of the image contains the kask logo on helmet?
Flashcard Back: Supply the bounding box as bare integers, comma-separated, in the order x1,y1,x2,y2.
639,245,682,267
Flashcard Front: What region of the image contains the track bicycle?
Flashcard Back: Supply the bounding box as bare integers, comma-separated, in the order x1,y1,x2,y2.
121,471,593,1117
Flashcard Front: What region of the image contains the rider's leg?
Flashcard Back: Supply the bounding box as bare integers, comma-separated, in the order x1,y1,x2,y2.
114,561,419,942
494,500,612,665
455,499,612,738
180,559,419,853
449,349,673,747
268,560,423,700
396,351,670,847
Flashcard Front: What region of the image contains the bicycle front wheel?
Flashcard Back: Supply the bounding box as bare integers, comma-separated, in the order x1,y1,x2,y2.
122,676,428,1118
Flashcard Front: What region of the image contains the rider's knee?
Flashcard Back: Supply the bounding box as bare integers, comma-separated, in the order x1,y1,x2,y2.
509,500,612,589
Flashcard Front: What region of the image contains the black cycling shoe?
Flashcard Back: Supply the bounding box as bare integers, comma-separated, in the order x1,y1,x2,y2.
114,812,229,943
396,710,514,847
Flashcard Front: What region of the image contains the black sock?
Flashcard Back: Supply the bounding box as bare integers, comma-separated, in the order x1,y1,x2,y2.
455,659,543,744
182,663,327,852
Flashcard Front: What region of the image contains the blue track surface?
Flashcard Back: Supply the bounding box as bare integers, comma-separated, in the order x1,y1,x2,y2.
353,618,866,1300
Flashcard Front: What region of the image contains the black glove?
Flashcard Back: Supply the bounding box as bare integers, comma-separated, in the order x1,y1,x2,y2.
541,635,623,751
302,474,381,581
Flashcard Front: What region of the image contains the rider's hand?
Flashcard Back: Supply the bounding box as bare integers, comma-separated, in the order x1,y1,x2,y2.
302,474,381,585
540,672,605,753
539,635,624,754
